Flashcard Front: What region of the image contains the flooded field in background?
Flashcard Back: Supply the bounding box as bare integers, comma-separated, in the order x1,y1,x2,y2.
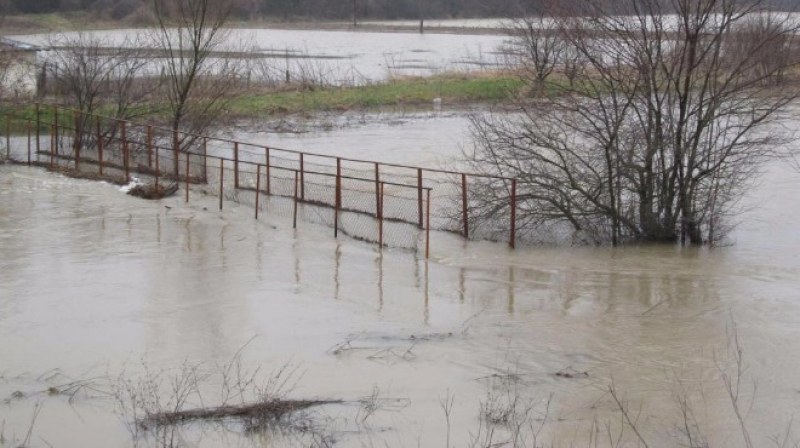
2,113,800,447
10,28,509,85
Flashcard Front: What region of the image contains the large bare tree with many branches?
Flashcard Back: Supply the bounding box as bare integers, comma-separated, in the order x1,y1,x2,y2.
46,33,153,152
151,0,243,176
467,0,800,246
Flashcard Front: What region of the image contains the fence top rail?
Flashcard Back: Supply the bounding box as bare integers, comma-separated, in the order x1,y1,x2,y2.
7,103,516,182
221,158,434,191
14,113,434,190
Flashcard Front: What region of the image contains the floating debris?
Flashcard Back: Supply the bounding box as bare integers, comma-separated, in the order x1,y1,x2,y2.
127,183,179,200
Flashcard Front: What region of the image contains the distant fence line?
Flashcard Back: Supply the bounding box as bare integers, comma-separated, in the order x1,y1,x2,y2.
1,103,519,255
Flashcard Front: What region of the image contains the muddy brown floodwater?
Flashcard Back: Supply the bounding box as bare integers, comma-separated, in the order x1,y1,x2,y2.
1,114,800,447
12,29,509,85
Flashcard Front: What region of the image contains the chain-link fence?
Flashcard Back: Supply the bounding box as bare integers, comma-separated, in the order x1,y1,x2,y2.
1,103,519,254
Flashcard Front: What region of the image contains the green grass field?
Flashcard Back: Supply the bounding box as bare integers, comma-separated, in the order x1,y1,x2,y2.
0,74,526,133
228,74,524,116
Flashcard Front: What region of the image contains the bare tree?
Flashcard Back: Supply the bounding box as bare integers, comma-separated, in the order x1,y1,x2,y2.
467,0,800,246
151,0,241,176
729,12,797,86
507,15,564,93
46,33,152,150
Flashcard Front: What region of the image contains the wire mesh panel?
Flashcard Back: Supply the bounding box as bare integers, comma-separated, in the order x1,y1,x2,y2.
1,102,520,253
1,115,36,163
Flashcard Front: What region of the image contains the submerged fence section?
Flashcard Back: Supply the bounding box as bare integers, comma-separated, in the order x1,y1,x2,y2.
1,103,518,255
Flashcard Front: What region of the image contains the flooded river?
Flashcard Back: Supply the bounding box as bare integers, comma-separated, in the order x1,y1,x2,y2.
1,114,800,447
11,29,509,84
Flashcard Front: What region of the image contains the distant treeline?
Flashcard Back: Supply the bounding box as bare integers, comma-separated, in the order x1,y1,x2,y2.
2,0,798,21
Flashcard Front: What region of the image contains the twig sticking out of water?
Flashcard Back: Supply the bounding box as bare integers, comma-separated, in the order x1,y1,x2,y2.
440,389,455,448
20,402,43,448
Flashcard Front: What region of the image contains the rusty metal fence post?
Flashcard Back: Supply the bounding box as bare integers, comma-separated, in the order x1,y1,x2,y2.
299,153,305,200
27,121,31,165
255,164,261,220
53,105,59,165
234,142,239,189
185,151,190,203
73,111,81,172
426,188,431,259
147,125,153,168
374,162,380,216
49,124,55,169
461,173,469,239
335,157,341,238
155,147,160,187
510,179,517,249
203,137,208,182
378,182,385,247
219,160,224,211
35,103,40,156
293,170,299,229
5,115,10,160
173,130,179,179
265,147,271,195
121,121,129,183
96,117,103,176
417,168,423,228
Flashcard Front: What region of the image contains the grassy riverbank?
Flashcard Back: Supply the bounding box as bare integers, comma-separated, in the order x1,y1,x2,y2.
0,73,525,132
229,73,524,116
